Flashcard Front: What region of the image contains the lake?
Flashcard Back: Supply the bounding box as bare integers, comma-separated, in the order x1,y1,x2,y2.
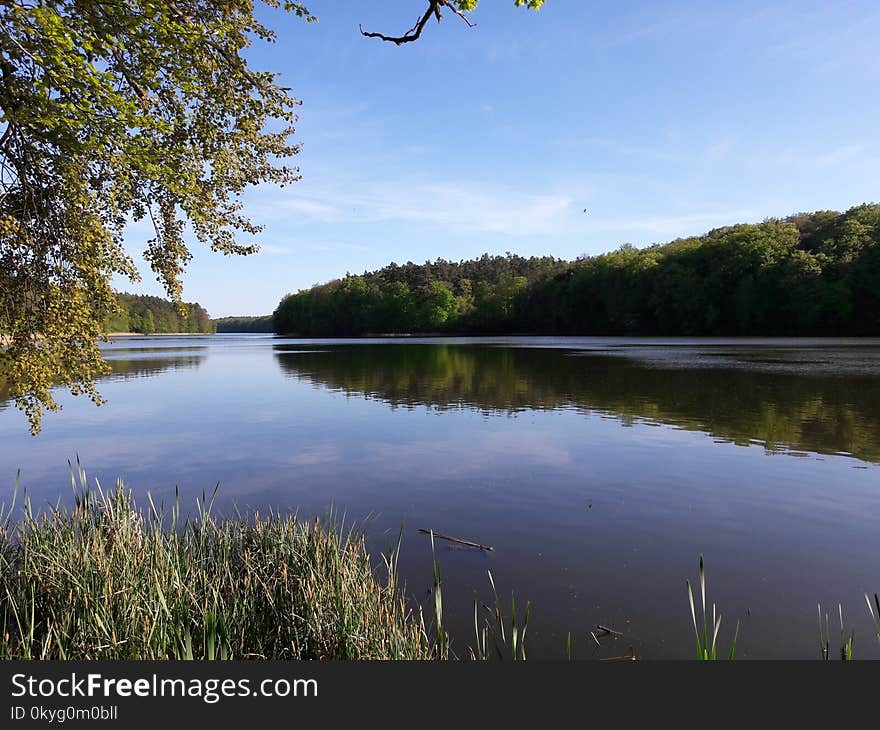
2,335,879,658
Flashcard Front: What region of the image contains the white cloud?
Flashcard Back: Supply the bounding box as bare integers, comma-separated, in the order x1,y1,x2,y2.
250,179,576,237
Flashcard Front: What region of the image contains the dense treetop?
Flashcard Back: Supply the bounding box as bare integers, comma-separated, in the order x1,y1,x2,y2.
273,204,880,337
274,253,561,335
105,294,213,335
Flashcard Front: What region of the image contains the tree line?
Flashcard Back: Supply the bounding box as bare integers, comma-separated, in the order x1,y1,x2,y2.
214,316,275,333
104,294,214,335
273,205,880,337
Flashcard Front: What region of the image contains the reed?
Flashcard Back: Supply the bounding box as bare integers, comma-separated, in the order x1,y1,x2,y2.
818,604,855,660
685,555,740,660
470,570,530,661
864,593,880,645
0,468,430,660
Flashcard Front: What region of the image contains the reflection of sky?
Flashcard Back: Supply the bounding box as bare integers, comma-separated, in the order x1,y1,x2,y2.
1,336,879,659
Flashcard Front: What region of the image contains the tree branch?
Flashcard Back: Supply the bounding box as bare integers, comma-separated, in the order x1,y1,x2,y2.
445,3,475,27
359,0,474,45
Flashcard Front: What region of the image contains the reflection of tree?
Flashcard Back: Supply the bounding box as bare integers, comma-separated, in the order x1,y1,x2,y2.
0,355,205,413
274,344,880,463
102,355,205,382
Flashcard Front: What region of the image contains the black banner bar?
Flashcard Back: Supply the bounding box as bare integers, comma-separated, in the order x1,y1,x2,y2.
1,660,878,726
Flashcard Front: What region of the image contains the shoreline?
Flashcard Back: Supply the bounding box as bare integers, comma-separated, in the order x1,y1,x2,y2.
105,332,214,338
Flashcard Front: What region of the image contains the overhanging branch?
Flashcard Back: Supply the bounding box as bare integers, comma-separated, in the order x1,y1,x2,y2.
359,0,474,45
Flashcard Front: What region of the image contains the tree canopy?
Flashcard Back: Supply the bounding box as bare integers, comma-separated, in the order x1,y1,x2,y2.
274,253,559,335
0,0,313,432
273,205,880,337
105,293,213,334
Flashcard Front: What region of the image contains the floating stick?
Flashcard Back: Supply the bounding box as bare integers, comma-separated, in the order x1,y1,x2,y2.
418,529,494,551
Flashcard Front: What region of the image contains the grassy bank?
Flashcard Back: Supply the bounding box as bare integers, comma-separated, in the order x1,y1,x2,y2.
0,474,430,660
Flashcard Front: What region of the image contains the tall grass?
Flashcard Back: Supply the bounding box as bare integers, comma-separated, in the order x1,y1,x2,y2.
686,555,740,660
818,604,854,660
0,470,431,660
866,593,880,645
427,531,449,660
471,570,530,660
425,531,530,661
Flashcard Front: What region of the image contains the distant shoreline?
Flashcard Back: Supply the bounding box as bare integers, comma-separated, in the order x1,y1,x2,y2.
105,332,214,338
3,333,212,346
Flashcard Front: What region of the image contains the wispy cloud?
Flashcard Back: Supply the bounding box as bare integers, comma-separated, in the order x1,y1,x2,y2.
250,179,576,237
778,144,872,170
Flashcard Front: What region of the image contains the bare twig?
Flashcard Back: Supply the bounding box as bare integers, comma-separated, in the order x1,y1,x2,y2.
418,529,494,551
595,624,623,637
445,3,476,27
360,0,474,45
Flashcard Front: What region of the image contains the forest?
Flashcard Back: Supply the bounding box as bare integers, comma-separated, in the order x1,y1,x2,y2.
272,204,880,337
214,315,275,333
104,293,214,334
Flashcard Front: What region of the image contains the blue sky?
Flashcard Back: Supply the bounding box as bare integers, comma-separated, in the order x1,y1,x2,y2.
119,0,880,316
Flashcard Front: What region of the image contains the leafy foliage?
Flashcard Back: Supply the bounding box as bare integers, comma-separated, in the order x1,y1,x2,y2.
105,293,213,334
274,205,880,337
1,1,312,432
274,253,560,335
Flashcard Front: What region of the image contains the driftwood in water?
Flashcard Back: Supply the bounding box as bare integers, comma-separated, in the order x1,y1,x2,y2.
595,624,623,637
591,624,625,647
418,529,494,551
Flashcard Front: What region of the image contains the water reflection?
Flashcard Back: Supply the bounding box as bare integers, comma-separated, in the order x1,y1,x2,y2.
274,342,880,463
0,353,205,413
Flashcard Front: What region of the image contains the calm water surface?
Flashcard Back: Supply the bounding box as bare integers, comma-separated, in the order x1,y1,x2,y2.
2,335,879,658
